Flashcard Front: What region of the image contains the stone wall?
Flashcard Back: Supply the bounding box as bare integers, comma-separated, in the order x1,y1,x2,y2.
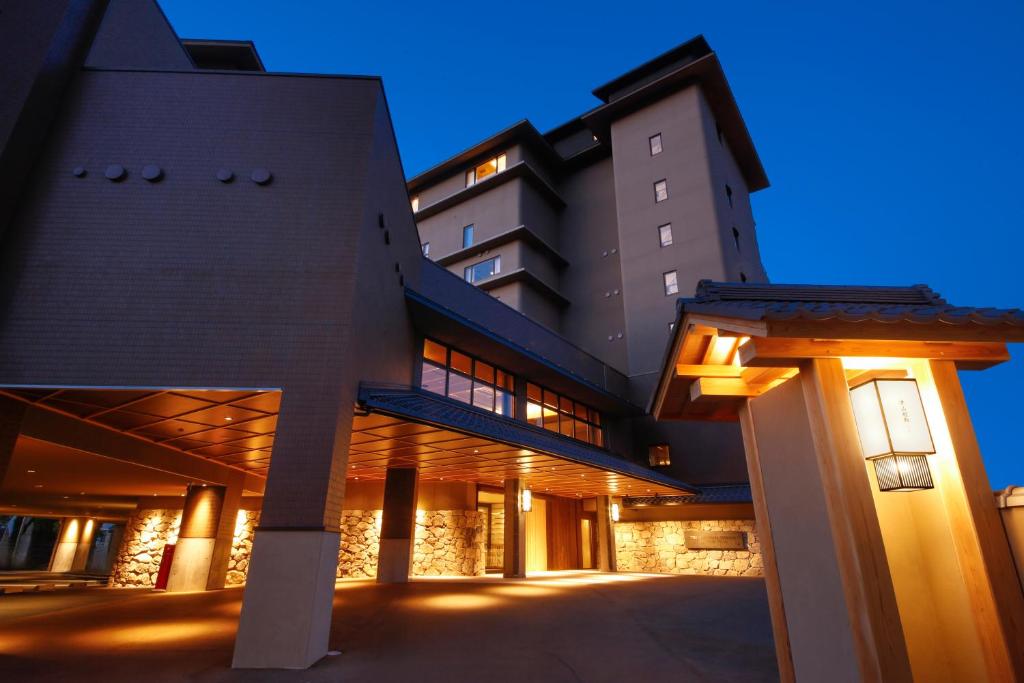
412,510,486,577
226,510,259,586
338,510,381,579
614,519,763,577
109,509,182,587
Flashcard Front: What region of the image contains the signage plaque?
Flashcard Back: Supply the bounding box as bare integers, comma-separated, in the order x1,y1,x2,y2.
684,530,746,550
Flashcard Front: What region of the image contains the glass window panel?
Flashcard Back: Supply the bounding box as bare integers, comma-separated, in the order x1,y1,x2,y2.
560,415,574,437
649,133,663,155
496,390,514,417
543,406,558,432
475,158,498,181
420,361,446,396
663,270,679,296
474,360,494,384
450,350,472,376
423,339,447,365
574,401,588,419
527,383,542,403
465,169,475,187
527,400,544,427
592,411,601,426
462,224,474,249
422,242,430,256
654,179,668,202
464,256,499,284
574,420,589,443
447,372,472,404
472,382,495,412
559,396,573,413
496,370,512,391
658,223,673,247
496,154,507,172
411,196,420,212
543,390,558,410
592,428,604,447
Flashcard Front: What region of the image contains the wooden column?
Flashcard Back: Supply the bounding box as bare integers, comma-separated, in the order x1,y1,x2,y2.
206,471,245,590
595,495,617,572
929,360,1024,680
799,358,912,681
503,478,526,578
50,518,84,573
377,467,418,583
738,402,795,683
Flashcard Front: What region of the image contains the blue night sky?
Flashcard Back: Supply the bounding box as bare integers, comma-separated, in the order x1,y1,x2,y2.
161,1,1023,488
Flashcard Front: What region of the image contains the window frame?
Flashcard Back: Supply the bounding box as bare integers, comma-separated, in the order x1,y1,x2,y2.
658,223,673,247
462,224,474,249
649,133,663,156
526,382,604,448
465,153,508,187
663,270,679,296
422,242,430,257
464,255,500,284
654,179,669,203
420,339,515,417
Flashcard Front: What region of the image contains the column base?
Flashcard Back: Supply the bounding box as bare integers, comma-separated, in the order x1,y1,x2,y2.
232,529,340,669
166,537,215,592
377,538,412,583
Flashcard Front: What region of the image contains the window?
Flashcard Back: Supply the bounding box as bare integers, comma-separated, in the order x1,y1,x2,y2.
725,184,733,208
465,153,507,187
658,223,673,247
732,227,740,252
462,224,474,248
411,196,420,212
649,444,671,467
654,179,668,203
649,133,663,155
422,242,430,257
464,256,500,283
663,270,679,296
420,339,514,416
526,383,603,447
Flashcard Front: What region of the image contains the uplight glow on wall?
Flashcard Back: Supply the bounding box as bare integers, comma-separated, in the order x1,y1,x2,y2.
521,489,532,512
850,378,936,492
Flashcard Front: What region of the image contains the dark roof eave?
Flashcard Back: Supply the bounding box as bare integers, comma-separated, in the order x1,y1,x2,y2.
435,224,568,268
476,268,570,308
413,162,565,220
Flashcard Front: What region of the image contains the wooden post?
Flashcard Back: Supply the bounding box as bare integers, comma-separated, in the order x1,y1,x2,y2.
799,358,912,681
504,478,526,578
929,360,1024,680
377,467,418,583
595,495,617,572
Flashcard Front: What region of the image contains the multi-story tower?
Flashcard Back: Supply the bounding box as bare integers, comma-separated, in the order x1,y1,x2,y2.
410,37,769,483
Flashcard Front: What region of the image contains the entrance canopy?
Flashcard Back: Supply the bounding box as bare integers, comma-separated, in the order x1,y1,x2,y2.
354,385,694,497
652,281,1024,421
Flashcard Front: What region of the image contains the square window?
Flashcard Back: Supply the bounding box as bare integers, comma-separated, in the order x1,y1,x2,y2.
464,256,500,283
649,133,663,155
411,196,420,212
654,179,668,203
663,270,679,296
649,444,671,467
658,223,673,247
462,224,474,248
422,242,430,257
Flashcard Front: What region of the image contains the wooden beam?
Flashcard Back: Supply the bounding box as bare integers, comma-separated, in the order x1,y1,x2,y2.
767,319,1024,344
690,377,762,400
675,364,743,379
687,314,768,338
739,338,1010,369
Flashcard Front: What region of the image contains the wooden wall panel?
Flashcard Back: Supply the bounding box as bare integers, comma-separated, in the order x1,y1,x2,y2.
546,496,582,570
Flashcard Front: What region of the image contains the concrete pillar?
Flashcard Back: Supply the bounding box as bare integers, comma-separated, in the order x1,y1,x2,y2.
595,495,617,572
232,388,354,669
166,484,226,592
503,478,526,578
377,467,418,583
50,517,84,573
205,472,245,590
70,518,97,572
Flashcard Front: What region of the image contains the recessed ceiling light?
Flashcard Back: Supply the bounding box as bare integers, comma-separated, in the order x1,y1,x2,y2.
63,496,68,499
27,469,35,473
34,484,42,488
224,416,233,421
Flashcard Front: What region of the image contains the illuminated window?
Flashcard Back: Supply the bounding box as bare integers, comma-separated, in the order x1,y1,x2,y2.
462,224,474,248
649,133,663,155
464,256,500,283
658,223,673,247
648,444,671,467
465,153,507,187
663,270,678,296
422,242,430,257
654,179,668,203
420,340,514,416
526,383,603,447
411,195,420,212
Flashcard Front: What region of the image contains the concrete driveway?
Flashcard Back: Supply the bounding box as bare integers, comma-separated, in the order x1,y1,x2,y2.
0,571,778,682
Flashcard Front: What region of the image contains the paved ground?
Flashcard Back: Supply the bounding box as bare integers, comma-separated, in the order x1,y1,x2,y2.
0,571,778,682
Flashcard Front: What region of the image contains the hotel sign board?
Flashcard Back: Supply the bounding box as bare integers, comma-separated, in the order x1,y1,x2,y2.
684,530,746,550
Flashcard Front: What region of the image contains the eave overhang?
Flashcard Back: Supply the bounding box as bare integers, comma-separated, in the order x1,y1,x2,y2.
413,161,565,221
434,224,568,269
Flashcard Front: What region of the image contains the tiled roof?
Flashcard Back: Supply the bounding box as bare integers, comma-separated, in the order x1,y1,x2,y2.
623,484,752,507
357,385,698,494
679,281,1024,330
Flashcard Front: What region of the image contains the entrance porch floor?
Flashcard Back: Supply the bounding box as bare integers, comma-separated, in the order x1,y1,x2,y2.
0,571,778,682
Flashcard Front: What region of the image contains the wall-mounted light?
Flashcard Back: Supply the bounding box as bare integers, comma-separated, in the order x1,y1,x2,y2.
850,378,936,492
610,503,620,522
521,489,532,512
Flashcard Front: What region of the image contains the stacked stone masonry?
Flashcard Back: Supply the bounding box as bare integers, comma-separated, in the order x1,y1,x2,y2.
109,509,182,587
614,519,763,577
226,510,259,586
412,510,486,577
337,510,381,579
